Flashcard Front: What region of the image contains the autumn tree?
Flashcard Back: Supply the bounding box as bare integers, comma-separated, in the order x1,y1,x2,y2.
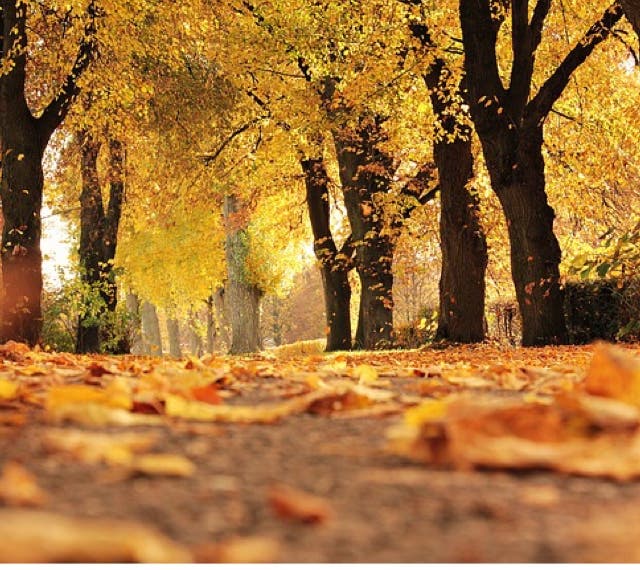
301,155,353,350
75,133,125,353
0,0,95,344
459,1,623,346
404,3,488,343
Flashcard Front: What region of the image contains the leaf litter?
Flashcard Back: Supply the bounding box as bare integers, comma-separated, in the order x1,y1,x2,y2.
2,340,640,560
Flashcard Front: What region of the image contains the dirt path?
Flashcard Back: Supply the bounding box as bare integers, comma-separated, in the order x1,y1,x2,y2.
1,343,640,562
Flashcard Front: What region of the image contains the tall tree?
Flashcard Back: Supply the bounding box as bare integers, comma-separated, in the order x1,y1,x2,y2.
223,194,262,354
407,12,488,343
459,0,622,345
301,155,353,351
0,0,94,344
76,133,125,353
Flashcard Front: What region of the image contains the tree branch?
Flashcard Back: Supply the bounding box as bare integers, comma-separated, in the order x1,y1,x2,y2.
459,0,507,124
199,117,266,166
38,1,98,144
526,2,623,128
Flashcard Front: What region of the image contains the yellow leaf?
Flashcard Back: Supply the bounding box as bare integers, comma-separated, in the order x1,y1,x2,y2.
0,378,18,399
165,389,334,424
130,454,195,477
47,381,132,411
0,462,48,507
46,403,164,427
0,510,192,562
404,399,450,426
354,364,378,385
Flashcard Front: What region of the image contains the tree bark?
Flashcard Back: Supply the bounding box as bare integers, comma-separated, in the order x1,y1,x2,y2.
301,157,352,351
425,63,488,343
0,0,94,344
223,194,262,354
125,291,144,355
167,318,182,358
407,20,488,343
75,134,125,354
75,132,102,353
140,300,162,356
459,0,622,345
333,118,395,350
620,0,640,46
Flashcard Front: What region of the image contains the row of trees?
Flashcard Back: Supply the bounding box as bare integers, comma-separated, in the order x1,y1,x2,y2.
1,0,640,353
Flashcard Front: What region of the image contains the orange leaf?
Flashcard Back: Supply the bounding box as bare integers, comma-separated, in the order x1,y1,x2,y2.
190,385,222,405
268,484,333,524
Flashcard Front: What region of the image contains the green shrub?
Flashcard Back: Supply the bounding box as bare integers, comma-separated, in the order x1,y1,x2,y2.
42,270,134,353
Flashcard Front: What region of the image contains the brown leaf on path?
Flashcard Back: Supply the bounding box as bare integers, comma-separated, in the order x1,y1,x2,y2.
193,536,281,563
0,341,31,362
0,462,48,506
46,402,165,427
268,483,333,524
128,453,196,477
583,342,640,406
42,429,159,465
0,509,192,562
190,384,222,405
388,391,640,480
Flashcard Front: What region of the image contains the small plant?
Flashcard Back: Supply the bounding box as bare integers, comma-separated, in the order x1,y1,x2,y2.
42,268,134,353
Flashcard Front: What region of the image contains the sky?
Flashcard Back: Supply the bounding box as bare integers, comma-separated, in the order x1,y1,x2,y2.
41,205,73,290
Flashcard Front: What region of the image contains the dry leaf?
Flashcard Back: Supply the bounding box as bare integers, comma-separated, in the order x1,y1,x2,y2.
42,429,158,465
47,381,132,412
354,364,379,384
46,402,164,427
190,384,222,405
0,462,48,506
164,388,335,423
194,536,281,563
389,392,640,480
0,509,192,562
129,453,195,477
268,484,333,524
583,343,640,406
0,378,18,399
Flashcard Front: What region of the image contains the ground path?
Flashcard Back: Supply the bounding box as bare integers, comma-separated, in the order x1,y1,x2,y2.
0,341,639,562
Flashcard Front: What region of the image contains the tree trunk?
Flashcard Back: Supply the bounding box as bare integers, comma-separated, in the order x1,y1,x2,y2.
75,134,125,354
126,291,144,355
482,126,567,346
621,0,640,46
459,0,621,345
0,113,44,344
75,131,103,353
333,118,395,350
140,301,162,356
301,157,352,351
0,0,94,344
423,61,488,343
167,318,182,358
223,194,262,354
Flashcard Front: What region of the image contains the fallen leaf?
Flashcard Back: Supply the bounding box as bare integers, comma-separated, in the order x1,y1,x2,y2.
42,429,158,465
0,509,192,562
0,378,18,399
0,462,48,506
47,380,132,412
583,342,640,407
129,454,195,477
268,484,333,524
190,384,222,405
354,364,379,384
46,403,165,427
164,388,336,423
194,536,281,563
389,393,640,480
